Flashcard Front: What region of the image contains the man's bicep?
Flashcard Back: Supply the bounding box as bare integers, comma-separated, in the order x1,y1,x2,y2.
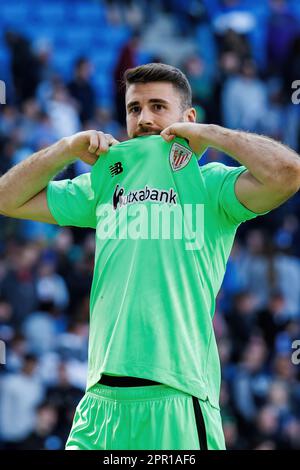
235,170,291,213
2,189,58,224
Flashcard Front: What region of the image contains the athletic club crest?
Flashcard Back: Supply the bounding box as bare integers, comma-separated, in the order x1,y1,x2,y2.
169,142,192,171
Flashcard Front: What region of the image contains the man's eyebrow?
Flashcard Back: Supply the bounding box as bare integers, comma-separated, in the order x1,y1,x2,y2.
126,98,170,109
148,98,170,105
126,100,139,110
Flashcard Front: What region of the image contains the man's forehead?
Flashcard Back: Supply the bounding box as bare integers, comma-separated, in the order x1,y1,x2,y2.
125,82,179,105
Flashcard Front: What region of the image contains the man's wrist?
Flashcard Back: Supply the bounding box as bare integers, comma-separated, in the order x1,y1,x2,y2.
198,124,234,151
57,138,77,164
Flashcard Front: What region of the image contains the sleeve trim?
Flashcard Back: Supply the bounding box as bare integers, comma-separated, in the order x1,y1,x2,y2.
46,182,62,226
233,167,271,217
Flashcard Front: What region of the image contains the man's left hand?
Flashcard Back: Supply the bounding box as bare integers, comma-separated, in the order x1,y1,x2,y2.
160,123,210,156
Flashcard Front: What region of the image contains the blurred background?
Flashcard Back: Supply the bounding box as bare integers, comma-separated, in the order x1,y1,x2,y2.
0,0,300,450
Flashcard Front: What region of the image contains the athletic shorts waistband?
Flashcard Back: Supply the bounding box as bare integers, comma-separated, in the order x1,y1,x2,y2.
87,382,192,402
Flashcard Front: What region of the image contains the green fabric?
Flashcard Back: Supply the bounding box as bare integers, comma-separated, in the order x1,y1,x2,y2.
65,383,226,450
47,135,267,409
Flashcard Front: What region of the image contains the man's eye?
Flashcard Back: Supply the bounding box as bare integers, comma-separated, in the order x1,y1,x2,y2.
154,104,163,110
130,107,140,113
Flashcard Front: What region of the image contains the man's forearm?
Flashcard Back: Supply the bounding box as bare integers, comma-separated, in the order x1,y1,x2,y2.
203,124,300,191
0,138,75,212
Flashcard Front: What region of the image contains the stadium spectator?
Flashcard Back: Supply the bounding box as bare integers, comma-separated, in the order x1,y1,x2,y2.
113,30,141,124
0,354,44,448
18,401,60,450
22,299,60,356
4,31,40,104
0,243,41,327
46,83,81,140
266,0,299,76
68,58,96,125
222,59,268,132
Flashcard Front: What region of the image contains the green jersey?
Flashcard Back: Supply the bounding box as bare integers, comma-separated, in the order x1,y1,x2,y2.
46,135,266,409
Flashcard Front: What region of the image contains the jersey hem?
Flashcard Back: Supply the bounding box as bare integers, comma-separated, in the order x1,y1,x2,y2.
86,365,220,410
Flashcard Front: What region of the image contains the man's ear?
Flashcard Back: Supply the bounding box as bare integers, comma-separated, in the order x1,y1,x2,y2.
184,107,197,123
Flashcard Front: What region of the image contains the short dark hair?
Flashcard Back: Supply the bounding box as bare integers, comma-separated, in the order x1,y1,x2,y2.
123,63,192,111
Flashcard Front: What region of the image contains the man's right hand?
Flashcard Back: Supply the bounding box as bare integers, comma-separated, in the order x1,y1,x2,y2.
0,130,120,224
65,130,120,165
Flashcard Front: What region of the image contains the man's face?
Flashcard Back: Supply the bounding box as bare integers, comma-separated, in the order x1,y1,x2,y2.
125,81,196,139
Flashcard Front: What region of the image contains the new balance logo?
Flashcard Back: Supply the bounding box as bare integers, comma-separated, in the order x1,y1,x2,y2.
110,162,123,177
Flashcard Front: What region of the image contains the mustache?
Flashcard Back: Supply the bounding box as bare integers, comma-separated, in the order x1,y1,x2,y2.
133,117,185,138
133,127,162,137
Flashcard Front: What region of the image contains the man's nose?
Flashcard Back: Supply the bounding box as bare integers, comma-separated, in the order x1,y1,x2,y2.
137,109,154,126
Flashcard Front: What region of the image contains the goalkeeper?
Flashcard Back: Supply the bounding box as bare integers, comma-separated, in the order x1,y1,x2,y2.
0,63,299,450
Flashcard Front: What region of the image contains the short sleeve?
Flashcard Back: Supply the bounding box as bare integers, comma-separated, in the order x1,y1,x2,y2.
202,163,270,226
46,172,97,228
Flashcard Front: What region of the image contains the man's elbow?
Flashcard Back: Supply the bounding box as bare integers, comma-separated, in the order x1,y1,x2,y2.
295,161,300,191
285,162,300,194
0,204,9,216
0,207,14,218
271,162,300,195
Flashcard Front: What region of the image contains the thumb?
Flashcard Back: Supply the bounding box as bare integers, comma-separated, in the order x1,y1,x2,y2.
160,125,177,142
106,134,120,147
109,137,120,146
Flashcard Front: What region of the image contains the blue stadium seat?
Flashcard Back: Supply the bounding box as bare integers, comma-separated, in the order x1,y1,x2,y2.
248,24,267,71
82,30,112,50
195,25,217,77
52,50,75,79
70,2,105,24
90,49,117,72
290,2,300,19
21,24,58,44
60,29,94,50
105,27,131,49
33,3,66,23
93,72,110,86
0,4,30,24
243,0,269,8
93,73,113,98
0,46,10,67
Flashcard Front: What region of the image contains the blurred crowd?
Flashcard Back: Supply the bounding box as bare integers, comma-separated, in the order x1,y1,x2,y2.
0,0,300,450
